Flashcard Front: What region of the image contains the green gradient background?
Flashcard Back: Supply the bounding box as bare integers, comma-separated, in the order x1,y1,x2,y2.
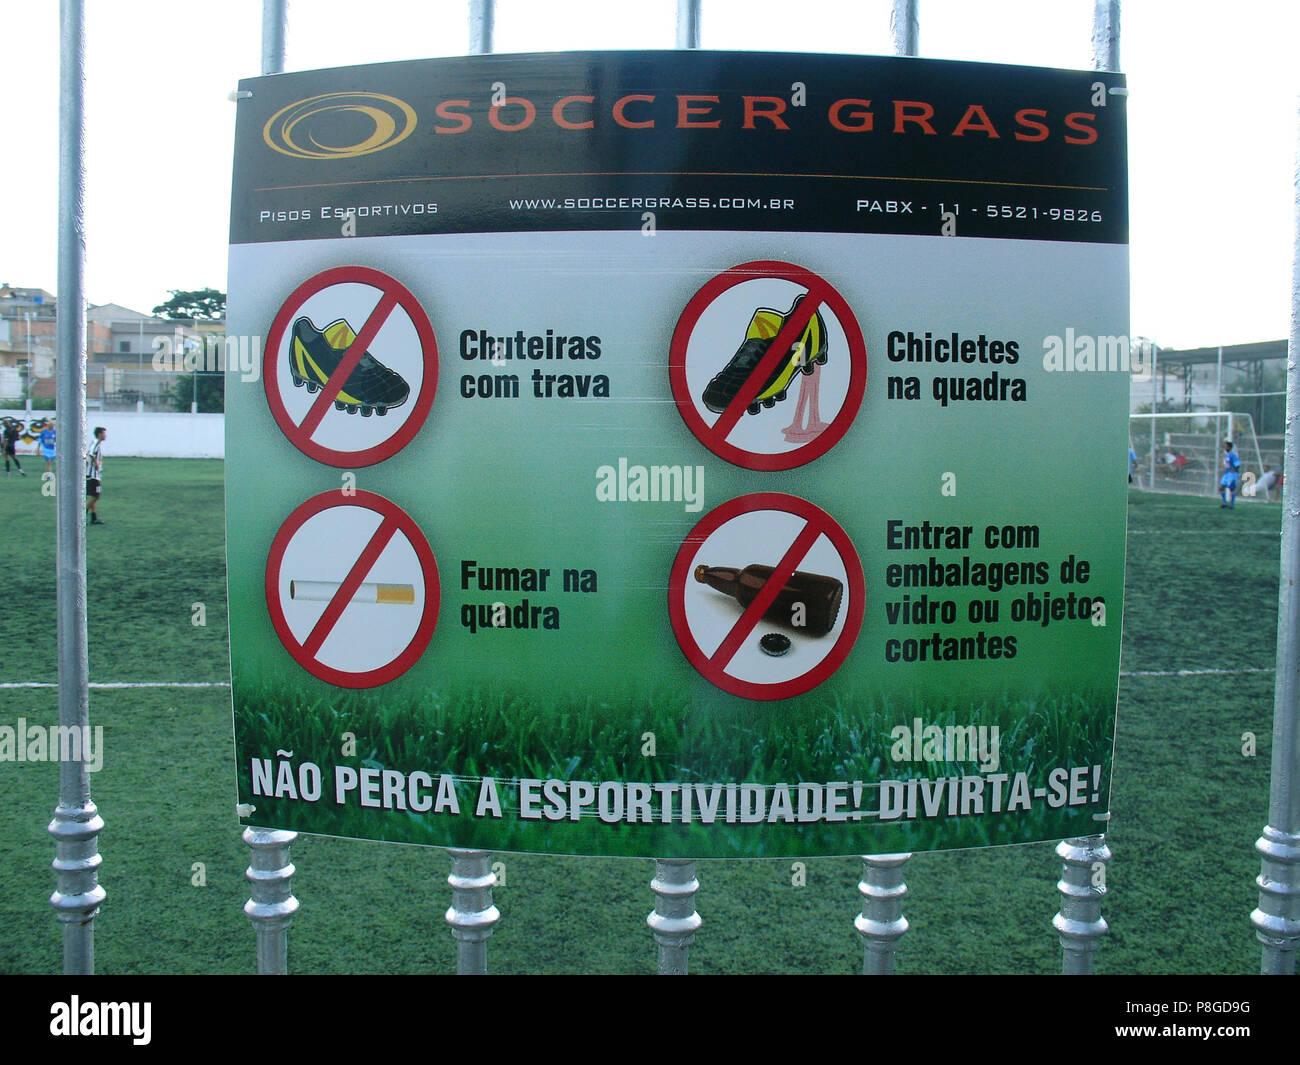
226,229,1128,856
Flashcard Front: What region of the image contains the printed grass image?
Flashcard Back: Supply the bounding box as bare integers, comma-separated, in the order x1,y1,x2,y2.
0,462,1280,972
234,682,1113,856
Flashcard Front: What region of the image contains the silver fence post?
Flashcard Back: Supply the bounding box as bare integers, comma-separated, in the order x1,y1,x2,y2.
648,858,700,974
235,0,298,983
445,848,499,974
456,5,498,970
1091,0,1121,73
261,0,286,75
655,0,703,971
47,0,103,977
468,0,495,56
1048,0,1123,980
856,853,911,974
659,0,704,969
1053,833,1110,974
243,828,299,975
877,10,920,980
868,1,919,985
890,0,919,57
1251,101,1300,975
676,0,701,50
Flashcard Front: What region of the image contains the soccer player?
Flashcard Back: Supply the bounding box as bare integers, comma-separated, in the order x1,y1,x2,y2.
1220,439,1241,508
2,420,23,475
1256,467,1280,501
38,421,55,474
85,426,106,525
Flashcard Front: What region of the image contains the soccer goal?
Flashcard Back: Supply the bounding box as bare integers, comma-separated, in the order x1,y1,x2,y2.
1128,411,1272,500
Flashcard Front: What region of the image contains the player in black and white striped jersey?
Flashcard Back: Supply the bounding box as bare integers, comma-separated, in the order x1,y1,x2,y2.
85,426,106,525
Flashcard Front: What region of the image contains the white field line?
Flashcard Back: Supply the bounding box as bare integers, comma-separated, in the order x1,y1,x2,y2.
1,681,230,689
1120,667,1275,678
1127,529,1279,535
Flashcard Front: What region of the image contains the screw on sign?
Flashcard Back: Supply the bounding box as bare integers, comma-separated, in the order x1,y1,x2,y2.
668,492,865,700
265,489,440,688
670,261,866,471
263,266,438,468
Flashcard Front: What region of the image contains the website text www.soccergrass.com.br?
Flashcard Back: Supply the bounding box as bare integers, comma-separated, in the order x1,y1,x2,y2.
508,194,795,212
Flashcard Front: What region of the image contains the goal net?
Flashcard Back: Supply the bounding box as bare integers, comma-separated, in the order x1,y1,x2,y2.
1128,411,1272,500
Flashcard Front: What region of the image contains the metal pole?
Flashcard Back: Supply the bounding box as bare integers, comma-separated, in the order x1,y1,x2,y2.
24,312,33,411
47,0,102,978
1051,5,1121,976
1218,345,1224,412
445,848,499,974
1251,101,1300,974
261,0,287,76
1149,345,1157,487
676,0,701,49
243,828,299,974
1053,833,1110,974
648,858,700,974
1091,0,1120,73
236,4,299,982
890,0,919,57
468,0,495,56
855,853,911,974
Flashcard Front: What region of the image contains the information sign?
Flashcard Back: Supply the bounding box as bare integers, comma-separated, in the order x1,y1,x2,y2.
227,50,1129,857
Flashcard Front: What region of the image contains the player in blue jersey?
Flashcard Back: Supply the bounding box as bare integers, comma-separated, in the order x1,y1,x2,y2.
38,422,55,474
1220,440,1241,508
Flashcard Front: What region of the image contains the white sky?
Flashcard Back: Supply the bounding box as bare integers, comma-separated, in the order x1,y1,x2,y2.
2,0,1297,349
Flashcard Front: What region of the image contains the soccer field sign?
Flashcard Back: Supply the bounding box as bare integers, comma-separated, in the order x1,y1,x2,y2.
226,51,1129,857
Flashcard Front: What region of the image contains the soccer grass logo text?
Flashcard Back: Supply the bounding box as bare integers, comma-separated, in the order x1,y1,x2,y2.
263,92,417,160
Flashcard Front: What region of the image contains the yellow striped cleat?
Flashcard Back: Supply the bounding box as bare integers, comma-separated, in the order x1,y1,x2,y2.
289,316,410,416
702,295,828,415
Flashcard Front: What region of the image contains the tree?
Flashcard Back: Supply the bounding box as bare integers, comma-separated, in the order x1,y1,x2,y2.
168,371,224,413
152,288,226,321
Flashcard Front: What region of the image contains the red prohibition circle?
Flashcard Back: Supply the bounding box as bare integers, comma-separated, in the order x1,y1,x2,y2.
667,492,865,701
669,260,866,471
265,489,440,689
264,265,438,468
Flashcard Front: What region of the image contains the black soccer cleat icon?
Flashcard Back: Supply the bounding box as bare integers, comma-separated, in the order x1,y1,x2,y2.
701,294,828,415
289,316,410,416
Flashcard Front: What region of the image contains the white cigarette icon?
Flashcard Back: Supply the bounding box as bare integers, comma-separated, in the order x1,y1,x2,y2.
289,579,415,605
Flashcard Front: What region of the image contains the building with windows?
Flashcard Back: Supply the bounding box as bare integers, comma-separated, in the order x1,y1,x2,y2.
1,283,218,411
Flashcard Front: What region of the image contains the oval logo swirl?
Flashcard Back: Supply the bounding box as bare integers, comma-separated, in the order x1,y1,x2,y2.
263,92,417,160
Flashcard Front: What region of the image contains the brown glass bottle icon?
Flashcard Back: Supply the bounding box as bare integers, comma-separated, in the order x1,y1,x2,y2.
694,563,843,638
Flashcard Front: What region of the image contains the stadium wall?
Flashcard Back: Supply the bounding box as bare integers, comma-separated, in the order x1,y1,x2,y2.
0,409,224,458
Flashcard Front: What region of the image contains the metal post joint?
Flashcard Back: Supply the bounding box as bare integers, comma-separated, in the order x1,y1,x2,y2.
1053,834,1111,972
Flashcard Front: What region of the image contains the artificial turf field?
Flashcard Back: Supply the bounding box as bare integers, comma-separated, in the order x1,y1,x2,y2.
0,459,1281,973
